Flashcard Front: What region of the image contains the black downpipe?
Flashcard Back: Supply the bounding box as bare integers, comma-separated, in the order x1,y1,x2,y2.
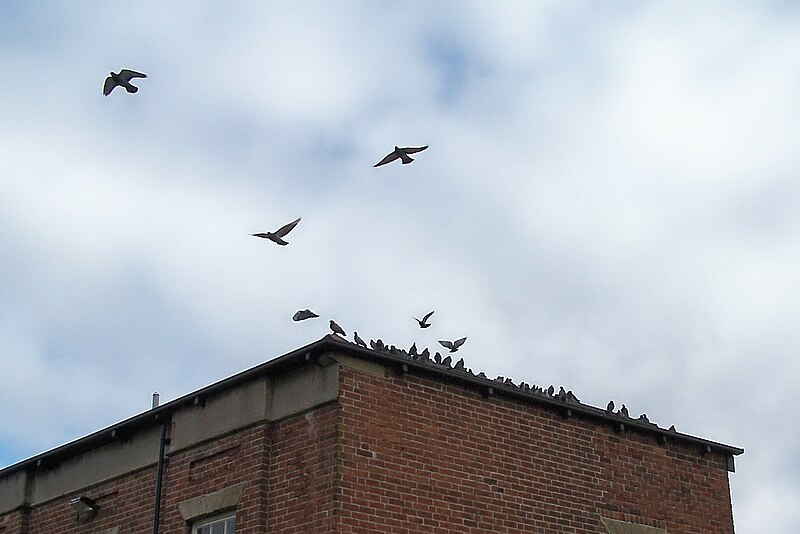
152,421,168,534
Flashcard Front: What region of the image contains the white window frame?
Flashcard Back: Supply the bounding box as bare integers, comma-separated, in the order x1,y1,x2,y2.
191,513,236,534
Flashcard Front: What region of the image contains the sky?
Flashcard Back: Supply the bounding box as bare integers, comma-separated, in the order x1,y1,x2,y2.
1,1,799,530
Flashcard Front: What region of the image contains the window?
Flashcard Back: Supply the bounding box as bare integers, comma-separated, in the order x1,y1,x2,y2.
192,514,235,534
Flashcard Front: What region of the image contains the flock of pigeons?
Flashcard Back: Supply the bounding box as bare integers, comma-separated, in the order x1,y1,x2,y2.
104,68,460,353
104,68,668,429
292,307,468,355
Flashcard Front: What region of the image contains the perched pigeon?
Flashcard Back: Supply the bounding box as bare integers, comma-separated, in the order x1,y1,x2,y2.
606,400,615,412
619,404,629,418
374,145,428,167
292,309,319,321
251,217,301,246
438,337,467,353
413,311,434,328
103,69,147,96
353,331,367,348
329,320,346,337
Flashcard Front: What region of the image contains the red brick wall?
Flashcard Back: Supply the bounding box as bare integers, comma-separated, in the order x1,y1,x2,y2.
2,362,736,534
23,466,158,534
159,423,270,534
336,366,735,533
266,403,338,533
0,508,28,534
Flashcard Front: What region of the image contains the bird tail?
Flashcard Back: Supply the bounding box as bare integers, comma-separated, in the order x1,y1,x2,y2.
400,154,414,164
125,84,139,93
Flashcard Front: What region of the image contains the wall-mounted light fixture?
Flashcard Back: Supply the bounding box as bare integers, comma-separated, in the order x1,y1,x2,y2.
68,495,97,514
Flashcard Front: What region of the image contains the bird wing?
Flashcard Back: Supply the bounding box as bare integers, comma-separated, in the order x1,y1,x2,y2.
118,69,147,81
439,340,454,350
422,311,434,322
453,337,467,348
251,233,270,239
274,217,301,237
374,151,399,167
103,76,117,96
401,145,428,154
269,236,289,245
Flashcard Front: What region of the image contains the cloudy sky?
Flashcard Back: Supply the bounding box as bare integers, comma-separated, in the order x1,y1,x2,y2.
2,1,799,530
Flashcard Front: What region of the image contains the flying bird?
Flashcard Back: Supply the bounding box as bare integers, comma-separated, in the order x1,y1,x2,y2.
413,311,434,328
103,69,147,96
374,145,428,167
251,217,301,246
438,337,467,353
353,331,367,348
292,309,319,321
329,320,346,337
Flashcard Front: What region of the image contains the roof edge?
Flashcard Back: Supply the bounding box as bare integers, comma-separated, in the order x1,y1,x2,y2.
0,334,743,479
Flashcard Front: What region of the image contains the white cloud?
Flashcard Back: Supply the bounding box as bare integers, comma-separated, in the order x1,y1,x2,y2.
1,2,800,531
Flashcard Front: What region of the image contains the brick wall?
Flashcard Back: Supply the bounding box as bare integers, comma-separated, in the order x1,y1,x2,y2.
336,365,736,533
266,402,338,533
1,357,736,534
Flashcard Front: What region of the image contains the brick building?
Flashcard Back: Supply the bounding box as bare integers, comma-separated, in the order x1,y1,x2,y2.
0,334,743,533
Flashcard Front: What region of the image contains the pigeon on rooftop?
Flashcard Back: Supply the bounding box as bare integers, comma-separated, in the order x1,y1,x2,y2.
329,320,346,337
374,145,428,167
438,337,467,353
292,309,319,321
353,331,367,348
413,311,434,328
103,69,147,96
251,217,301,246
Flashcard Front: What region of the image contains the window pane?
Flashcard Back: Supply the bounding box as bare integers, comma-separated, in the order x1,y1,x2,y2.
194,515,235,534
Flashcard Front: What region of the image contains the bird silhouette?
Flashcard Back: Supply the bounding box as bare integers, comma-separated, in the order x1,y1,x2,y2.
103,69,147,96
606,400,615,412
438,337,467,352
329,320,346,337
374,145,428,167
251,217,301,246
353,331,367,348
413,311,434,328
292,309,319,321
